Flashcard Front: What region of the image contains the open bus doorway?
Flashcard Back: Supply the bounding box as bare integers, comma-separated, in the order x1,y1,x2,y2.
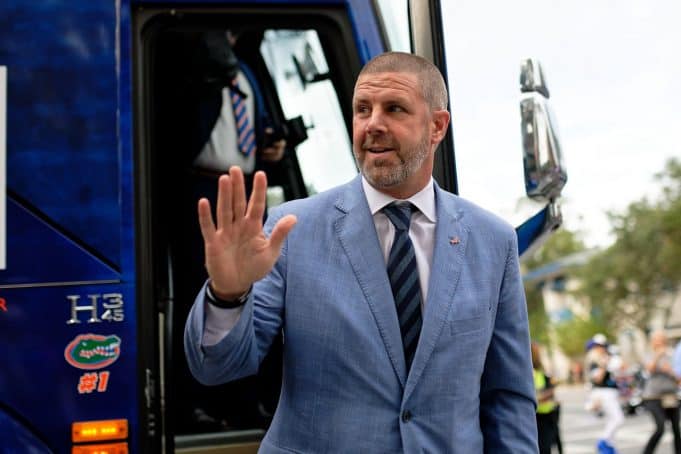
135,6,362,450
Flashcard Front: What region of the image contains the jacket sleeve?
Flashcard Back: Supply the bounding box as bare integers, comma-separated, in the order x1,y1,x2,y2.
479,232,539,453
183,209,288,386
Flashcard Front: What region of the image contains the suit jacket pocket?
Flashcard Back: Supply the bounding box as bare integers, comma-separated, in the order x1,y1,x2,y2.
449,315,484,336
447,315,487,393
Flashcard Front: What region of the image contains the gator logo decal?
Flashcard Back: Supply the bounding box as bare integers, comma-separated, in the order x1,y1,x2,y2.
64,334,121,370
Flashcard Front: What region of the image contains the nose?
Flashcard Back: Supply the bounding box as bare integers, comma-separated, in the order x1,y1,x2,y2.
365,109,387,135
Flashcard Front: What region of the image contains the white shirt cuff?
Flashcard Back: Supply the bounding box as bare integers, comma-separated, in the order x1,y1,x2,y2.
202,297,244,346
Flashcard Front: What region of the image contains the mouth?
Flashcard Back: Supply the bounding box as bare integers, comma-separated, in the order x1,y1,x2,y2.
365,146,395,154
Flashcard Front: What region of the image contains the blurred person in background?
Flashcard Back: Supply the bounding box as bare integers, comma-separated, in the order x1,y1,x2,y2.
672,336,681,379
585,333,624,454
532,341,563,454
641,330,681,454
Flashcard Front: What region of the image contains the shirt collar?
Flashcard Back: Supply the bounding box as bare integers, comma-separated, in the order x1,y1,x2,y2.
361,176,436,223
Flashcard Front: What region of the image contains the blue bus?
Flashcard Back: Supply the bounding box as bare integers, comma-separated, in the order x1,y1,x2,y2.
0,1,565,452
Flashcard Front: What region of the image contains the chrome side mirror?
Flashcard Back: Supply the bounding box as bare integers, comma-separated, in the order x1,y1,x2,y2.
520,58,567,201
520,59,549,98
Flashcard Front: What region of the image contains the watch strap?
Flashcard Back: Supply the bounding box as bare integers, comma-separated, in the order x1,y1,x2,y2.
205,281,251,309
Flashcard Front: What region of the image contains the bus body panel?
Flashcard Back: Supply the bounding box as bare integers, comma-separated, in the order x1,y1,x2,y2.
0,1,140,452
0,1,387,452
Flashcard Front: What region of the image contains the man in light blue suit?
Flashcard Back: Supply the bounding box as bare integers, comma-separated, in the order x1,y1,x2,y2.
185,52,538,453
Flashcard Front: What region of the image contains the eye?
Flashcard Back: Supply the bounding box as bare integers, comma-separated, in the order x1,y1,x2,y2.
354,104,370,115
388,104,405,113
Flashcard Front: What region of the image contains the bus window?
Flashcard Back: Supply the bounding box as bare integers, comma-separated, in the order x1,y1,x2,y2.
260,29,356,196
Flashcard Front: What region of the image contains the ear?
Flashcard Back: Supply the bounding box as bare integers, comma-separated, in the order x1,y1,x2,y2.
430,110,450,145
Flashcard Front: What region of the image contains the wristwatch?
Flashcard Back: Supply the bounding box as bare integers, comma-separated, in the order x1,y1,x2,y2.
205,281,251,309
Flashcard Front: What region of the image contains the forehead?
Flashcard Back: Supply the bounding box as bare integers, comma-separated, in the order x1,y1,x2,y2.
353,72,422,101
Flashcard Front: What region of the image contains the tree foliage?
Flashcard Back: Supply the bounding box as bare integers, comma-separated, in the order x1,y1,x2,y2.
574,158,681,331
553,315,610,359
523,228,587,271
527,284,551,346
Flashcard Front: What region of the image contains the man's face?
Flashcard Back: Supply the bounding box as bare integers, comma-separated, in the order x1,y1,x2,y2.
352,72,448,199
651,333,667,349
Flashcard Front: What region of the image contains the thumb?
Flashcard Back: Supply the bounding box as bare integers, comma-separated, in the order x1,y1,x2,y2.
268,214,297,253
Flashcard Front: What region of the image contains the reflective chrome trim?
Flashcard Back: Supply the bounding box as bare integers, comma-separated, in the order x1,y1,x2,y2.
174,429,265,451
520,58,550,98
0,279,121,289
409,0,435,62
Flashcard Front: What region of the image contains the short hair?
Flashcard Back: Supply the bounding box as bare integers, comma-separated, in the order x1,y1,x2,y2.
357,52,449,110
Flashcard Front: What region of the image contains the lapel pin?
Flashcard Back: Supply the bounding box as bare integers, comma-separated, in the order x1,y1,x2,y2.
449,236,460,245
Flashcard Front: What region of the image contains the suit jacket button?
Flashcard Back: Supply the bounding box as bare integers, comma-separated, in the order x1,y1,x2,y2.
401,410,412,422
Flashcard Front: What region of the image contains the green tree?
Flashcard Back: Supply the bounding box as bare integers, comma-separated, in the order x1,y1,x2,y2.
553,315,610,359
523,228,587,271
574,158,681,331
527,283,551,346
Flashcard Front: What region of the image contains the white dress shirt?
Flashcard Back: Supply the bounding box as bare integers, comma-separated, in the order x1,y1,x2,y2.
361,177,436,304
202,177,437,345
193,70,256,174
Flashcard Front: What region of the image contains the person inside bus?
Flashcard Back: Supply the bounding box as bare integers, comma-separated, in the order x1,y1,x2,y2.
171,29,286,432
184,51,538,452
187,29,286,195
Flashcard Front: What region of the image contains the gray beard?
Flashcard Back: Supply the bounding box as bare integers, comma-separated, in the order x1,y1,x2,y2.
358,136,430,189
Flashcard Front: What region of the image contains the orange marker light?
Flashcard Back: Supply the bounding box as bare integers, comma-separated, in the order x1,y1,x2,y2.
72,442,128,454
72,419,128,443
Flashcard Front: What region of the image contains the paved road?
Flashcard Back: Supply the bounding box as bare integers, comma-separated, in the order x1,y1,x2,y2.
556,385,675,453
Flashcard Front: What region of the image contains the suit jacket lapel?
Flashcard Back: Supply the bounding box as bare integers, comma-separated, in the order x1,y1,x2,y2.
404,184,470,399
334,177,407,387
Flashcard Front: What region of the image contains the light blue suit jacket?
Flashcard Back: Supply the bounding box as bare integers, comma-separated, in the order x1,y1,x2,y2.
185,176,538,453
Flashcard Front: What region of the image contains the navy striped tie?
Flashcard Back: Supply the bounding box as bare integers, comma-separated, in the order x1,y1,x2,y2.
229,79,256,157
383,202,423,371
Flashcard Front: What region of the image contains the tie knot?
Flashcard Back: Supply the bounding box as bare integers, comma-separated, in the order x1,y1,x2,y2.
383,202,414,231
230,79,245,98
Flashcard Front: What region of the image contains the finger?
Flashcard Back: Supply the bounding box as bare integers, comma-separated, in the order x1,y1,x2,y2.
215,174,232,231
197,198,216,242
267,214,297,253
246,171,268,222
230,166,247,219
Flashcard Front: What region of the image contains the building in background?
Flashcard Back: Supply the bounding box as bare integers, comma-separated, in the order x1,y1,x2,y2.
523,250,681,382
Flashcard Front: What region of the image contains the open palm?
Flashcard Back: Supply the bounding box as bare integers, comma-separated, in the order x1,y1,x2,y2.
198,167,297,299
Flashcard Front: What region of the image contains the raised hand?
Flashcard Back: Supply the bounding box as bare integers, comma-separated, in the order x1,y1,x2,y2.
197,166,297,299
